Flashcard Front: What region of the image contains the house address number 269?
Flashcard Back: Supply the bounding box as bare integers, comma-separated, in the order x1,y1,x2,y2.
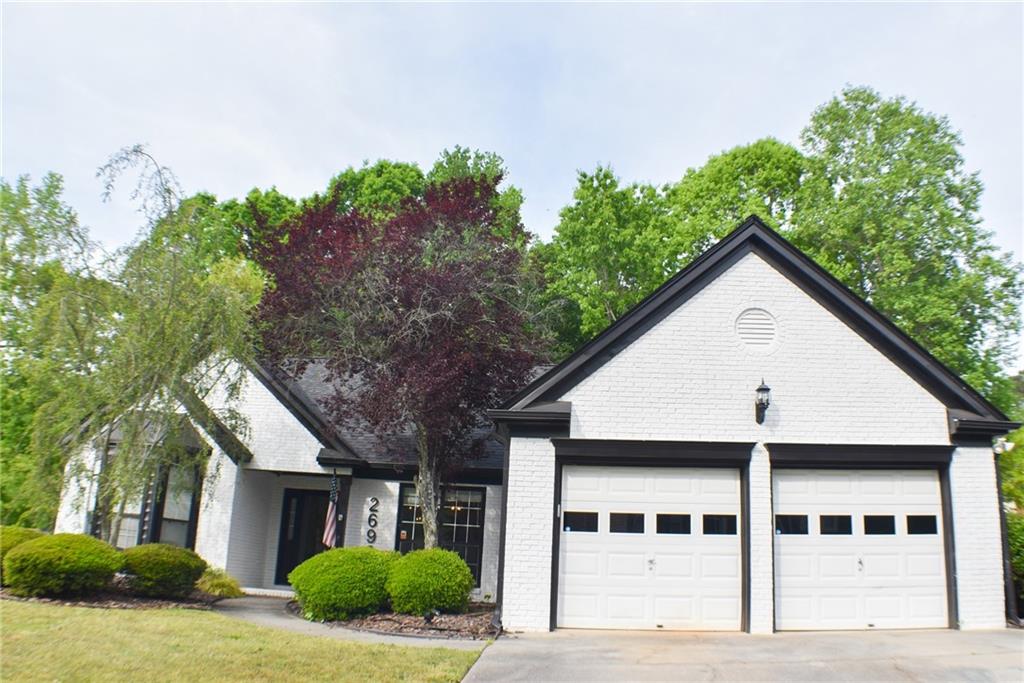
366,497,380,544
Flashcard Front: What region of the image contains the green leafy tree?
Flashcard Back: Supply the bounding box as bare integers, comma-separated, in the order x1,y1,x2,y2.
2,147,264,532
526,240,586,360
665,138,805,257
1,173,98,526
793,86,1022,411
999,373,1024,509
220,187,299,254
429,147,526,246
1,173,94,350
326,160,426,219
543,167,673,339
544,141,805,344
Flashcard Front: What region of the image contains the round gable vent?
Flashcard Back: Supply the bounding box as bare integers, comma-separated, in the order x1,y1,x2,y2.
735,308,777,349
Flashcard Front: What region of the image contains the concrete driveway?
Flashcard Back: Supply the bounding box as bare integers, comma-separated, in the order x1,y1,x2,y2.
464,628,1024,682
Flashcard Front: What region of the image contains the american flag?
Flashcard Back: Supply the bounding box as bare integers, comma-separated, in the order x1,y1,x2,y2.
322,471,338,548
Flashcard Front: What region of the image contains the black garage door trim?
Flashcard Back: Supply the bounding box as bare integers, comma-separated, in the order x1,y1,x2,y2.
549,439,755,632
765,443,958,630
766,443,954,469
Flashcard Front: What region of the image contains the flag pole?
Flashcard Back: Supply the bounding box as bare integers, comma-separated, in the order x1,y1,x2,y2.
331,468,339,549
323,468,339,549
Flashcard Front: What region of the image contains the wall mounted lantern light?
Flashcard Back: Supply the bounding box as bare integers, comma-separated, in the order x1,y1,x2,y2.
755,379,771,424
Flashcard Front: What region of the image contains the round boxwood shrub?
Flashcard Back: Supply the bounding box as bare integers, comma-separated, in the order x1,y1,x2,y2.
1,526,44,584
386,548,474,615
4,533,123,597
289,547,398,621
123,543,208,598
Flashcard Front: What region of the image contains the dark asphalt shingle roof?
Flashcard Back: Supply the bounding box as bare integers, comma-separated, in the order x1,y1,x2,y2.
267,360,508,471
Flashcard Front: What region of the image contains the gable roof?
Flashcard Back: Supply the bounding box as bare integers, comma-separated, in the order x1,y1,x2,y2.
249,362,357,457
500,215,1014,434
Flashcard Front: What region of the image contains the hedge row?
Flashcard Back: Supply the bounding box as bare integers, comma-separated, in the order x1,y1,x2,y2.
289,546,474,621
0,528,242,600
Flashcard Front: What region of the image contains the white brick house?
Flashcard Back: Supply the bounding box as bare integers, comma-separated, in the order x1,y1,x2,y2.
489,216,1018,633
56,216,1017,631
56,362,505,601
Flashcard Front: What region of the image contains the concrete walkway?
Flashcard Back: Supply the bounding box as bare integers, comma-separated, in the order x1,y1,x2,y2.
214,596,486,651
464,627,1024,682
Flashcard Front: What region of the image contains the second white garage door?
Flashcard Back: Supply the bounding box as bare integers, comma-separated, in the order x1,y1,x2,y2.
557,466,741,630
773,469,948,630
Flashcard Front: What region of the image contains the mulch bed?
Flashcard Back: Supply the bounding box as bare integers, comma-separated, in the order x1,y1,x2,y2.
286,600,499,640
0,576,219,610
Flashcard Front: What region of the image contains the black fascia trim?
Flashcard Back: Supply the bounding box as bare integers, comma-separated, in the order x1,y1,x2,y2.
345,464,503,486
939,466,960,629
500,215,1008,423
549,458,563,631
487,409,571,424
507,424,571,439
316,447,366,468
767,443,954,469
552,438,755,466
249,361,359,455
950,418,1020,441
487,409,571,435
493,423,511,631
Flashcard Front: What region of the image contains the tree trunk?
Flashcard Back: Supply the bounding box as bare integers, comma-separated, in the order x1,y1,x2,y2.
107,497,126,547
94,427,116,541
414,428,442,549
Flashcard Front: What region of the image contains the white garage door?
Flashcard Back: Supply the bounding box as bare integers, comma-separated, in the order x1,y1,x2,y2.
773,469,948,631
557,466,741,630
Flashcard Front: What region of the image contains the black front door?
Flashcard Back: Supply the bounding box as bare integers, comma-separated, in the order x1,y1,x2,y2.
275,489,332,585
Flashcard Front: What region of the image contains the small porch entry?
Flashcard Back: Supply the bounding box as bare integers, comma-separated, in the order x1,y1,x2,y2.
274,484,350,584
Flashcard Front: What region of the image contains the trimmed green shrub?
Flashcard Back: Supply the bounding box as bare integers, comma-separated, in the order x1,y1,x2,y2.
386,548,474,615
1008,513,1024,596
196,567,244,598
1,527,44,584
4,533,123,597
123,543,207,598
289,547,398,621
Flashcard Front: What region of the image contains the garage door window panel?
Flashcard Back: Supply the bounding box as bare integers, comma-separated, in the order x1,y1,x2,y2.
609,512,645,534
774,514,808,535
864,515,896,535
820,515,853,535
906,515,937,535
563,511,598,532
656,514,691,535
703,514,737,535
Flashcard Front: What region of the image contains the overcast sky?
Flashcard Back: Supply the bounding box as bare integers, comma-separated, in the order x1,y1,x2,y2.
3,3,1022,355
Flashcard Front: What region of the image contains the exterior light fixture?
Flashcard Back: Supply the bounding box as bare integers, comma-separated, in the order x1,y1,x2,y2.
755,380,771,424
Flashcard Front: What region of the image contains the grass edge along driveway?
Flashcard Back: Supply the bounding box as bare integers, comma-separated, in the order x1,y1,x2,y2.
1,600,483,682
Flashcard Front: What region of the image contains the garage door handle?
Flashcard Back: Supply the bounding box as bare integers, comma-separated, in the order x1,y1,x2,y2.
857,558,863,571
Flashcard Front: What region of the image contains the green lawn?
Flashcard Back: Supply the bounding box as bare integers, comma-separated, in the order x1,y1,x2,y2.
1,600,482,682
